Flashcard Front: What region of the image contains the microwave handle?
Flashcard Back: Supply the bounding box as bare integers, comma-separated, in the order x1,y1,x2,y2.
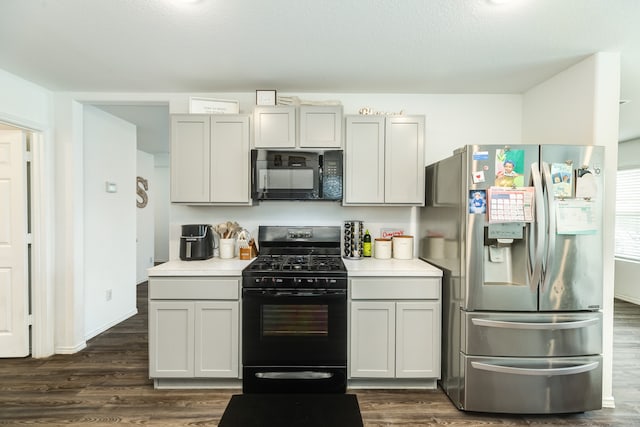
318,156,324,198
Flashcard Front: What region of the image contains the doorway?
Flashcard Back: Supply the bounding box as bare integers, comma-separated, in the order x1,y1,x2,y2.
0,125,34,357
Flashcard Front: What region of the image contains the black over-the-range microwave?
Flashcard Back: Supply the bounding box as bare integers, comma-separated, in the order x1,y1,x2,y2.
250,149,343,201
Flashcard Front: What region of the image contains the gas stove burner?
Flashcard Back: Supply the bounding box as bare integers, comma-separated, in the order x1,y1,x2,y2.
248,254,345,273
242,226,347,288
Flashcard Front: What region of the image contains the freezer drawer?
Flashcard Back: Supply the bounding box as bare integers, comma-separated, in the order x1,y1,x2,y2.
462,355,602,414
462,311,602,357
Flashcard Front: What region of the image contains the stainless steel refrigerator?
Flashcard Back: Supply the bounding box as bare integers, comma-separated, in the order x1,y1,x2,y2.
419,144,604,414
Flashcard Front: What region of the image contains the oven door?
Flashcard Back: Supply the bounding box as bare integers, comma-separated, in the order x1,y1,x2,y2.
242,288,347,366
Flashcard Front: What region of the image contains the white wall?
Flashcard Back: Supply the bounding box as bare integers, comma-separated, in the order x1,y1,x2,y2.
615,137,640,304
0,69,53,128
83,105,137,340
137,150,155,283
153,153,170,263
522,52,621,408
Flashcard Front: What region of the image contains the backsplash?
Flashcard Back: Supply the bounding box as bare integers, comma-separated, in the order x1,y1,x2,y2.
169,202,415,259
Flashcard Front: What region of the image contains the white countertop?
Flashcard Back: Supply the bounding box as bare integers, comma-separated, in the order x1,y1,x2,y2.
148,258,253,276
148,257,442,278
344,257,442,277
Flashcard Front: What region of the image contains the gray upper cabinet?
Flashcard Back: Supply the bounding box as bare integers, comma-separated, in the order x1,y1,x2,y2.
299,105,343,148
253,106,296,148
171,114,251,205
344,115,425,206
253,105,343,149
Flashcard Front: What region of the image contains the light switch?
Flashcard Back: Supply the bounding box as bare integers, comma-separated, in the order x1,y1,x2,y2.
105,181,117,193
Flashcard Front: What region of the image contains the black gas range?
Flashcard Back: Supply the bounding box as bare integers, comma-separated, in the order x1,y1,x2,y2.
242,226,347,288
241,226,347,394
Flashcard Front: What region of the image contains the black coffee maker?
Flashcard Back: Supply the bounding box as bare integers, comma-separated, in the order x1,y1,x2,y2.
180,224,215,260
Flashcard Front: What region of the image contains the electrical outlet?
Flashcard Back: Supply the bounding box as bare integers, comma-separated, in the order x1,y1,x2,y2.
106,289,112,301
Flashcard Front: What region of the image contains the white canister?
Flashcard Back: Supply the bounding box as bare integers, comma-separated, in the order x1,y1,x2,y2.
392,235,414,259
444,239,458,259
374,238,392,259
428,236,445,259
219,238,236,259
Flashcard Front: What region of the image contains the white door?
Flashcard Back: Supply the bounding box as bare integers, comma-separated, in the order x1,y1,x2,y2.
0,130,29,357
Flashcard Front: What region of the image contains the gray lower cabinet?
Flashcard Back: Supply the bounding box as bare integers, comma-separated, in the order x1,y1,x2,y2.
349,277,441,383
148,277,240,385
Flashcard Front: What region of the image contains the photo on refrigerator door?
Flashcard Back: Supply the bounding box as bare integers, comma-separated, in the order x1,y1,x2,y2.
551,162,573,198
469,190,486,214
494,149,524,187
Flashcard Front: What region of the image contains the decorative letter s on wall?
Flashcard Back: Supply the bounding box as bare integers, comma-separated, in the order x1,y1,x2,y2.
136,176,149,208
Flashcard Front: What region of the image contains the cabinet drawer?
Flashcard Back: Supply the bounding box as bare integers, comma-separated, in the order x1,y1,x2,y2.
149,277,240,300
463,355,602,413
462,311,602,357
351,278,440,300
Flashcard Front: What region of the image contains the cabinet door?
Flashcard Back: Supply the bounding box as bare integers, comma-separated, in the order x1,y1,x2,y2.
396,301,440,378
194,301,239,378
344,116,385,204
299,105,343,148
171,114,210,202
210,115,251,204
350,301,395,378
384,116,425,205
149,301,195,377
253,106,296,148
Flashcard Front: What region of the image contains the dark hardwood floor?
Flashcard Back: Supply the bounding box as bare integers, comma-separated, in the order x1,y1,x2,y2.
1,283,639,426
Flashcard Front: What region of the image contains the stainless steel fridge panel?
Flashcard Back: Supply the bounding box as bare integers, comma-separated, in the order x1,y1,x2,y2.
464,145,540,311
539,145,604,311
437,269,463,406
462,311,602,357
462,355,602,414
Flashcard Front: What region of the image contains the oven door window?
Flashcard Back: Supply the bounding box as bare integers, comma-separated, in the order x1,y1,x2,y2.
243,290,347,366
262,304,329,337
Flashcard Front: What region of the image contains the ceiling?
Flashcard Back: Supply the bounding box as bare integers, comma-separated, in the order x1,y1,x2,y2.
1,0,639,148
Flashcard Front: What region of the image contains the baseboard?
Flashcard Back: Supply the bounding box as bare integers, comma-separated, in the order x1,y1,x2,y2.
602,395,615,409
154,378,242,389
55,341,87,354
84,308,138,341
614,294,640,305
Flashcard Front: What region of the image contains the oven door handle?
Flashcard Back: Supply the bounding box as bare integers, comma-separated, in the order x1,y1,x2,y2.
273,290,345,297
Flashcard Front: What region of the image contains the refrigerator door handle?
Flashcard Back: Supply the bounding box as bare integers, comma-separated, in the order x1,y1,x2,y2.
471,317,600,330
528,162,545,292
540,161,556,293
471,361,599,376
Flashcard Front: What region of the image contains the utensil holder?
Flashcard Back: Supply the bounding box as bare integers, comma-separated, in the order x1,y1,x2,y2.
219,238,236,259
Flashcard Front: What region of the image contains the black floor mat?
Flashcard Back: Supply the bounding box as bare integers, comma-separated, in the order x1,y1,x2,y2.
218,393,364,427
